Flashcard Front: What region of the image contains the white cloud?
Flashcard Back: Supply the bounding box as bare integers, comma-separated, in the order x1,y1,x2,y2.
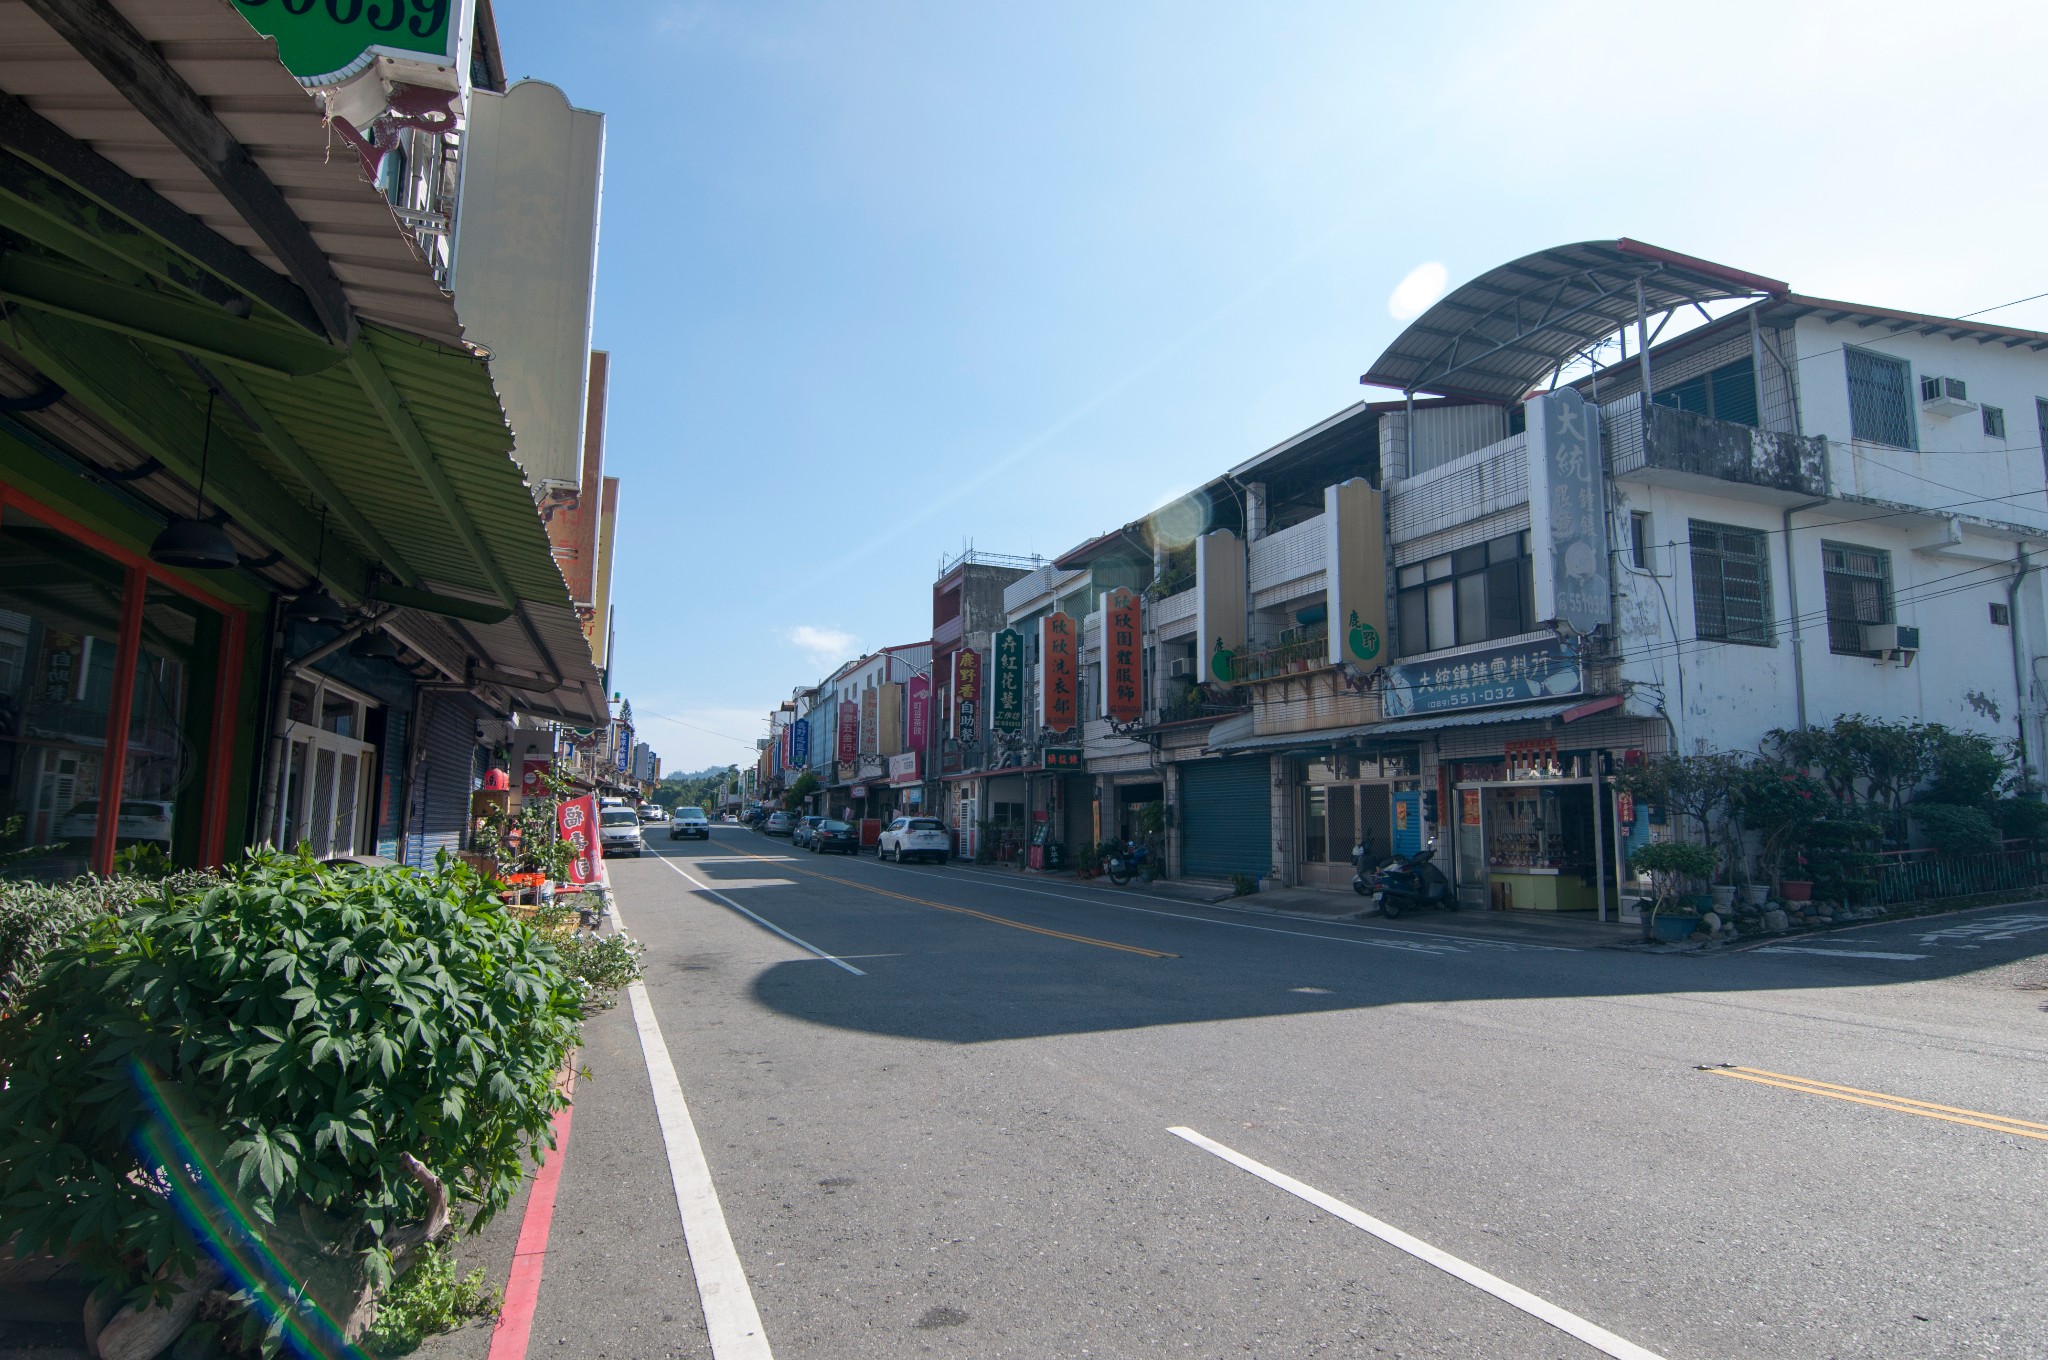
1387,261,1448,321
787,624,858,664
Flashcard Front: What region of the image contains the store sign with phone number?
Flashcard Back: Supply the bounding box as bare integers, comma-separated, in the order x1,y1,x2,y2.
1381,637,1582,717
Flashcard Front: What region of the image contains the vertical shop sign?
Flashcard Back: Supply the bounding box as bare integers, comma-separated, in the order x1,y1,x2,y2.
1103,589,1143,723
859,687,879,753
791,717,810,766
1529,388,1611,635
615,724,632,773
558,794,602,885
954,648,983,741
907,674,931,752
991,628,1023,731
1041,611,1077,732
838,700,859,761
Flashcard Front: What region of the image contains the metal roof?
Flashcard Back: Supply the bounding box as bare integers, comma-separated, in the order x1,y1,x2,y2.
1361,240,1789,403
0,0,466,345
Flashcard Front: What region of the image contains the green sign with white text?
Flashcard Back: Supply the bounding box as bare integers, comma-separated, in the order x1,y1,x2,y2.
233,0,461,86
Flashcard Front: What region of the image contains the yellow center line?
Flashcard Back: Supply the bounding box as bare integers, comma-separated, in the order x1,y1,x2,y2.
711,843,1178,959
1707,1066,2048,1143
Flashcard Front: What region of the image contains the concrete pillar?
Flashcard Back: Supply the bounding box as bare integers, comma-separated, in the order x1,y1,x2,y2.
1269,753,1295,886
1245,482,1268,542
1164,761,1182,877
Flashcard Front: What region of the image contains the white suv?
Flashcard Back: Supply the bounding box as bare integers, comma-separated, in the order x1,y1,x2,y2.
878,817,950,864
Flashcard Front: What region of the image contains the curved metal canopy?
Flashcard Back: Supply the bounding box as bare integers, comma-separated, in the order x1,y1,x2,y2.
1361,239,1788,403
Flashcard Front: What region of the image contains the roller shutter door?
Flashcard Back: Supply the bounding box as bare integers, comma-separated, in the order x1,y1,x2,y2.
1179,757,1271,879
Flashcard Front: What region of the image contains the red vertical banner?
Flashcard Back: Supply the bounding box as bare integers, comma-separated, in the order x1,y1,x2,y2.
837,701,859,761
953,648,982,739
1042,611,1076,732
557,794,603,885
1103,588,1143,723
907,673,930,752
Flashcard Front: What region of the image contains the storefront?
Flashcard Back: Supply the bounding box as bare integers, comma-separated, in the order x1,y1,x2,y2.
1296,749,1421,889
1176,754,1271,880
1448,743,1611,913
0,483,251,880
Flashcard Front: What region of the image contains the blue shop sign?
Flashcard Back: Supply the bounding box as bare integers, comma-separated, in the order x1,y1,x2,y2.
1381,637,1582,717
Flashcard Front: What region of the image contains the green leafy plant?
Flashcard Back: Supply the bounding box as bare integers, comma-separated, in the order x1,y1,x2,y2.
1228,873,1259,897
1911,803,2002,857
1803,816,1883,904
528,900,644,1011
359,1242,498,1357
0,850,582,1351
471,763,580,881
1731,763,1828,888
0,868,219,1016
1629,841,1715,925
1993,796,2048,843
781,771,821,812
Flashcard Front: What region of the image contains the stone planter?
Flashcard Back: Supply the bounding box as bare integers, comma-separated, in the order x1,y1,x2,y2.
1710,885,1737,912
1744,883,1771,907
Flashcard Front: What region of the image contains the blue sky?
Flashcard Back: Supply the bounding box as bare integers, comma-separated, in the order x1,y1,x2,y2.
487,0,2048,773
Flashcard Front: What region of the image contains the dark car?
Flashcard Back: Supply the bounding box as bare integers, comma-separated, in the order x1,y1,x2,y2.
810,818,859,855
791,815,824,848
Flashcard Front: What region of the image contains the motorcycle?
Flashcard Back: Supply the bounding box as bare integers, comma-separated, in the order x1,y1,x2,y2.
1105,838,1148,885
1369,842,1454,918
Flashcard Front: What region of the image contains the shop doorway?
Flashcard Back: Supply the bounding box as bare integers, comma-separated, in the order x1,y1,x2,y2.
267,675,380,859
1453,777,1614,915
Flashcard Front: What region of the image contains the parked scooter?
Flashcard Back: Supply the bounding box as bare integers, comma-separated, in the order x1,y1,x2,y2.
1106,838,1148,885
1349,834,1388,896
1369,842,1454,918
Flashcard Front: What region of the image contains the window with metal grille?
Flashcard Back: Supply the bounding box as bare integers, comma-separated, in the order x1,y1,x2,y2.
1689,520,1773,646
1845,347,1915,448
1652,356,1759,427
1983,404,2006,439
1822,542,1892,655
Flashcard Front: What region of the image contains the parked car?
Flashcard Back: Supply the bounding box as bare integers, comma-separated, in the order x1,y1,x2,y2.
810,818,858,855
723,812,738,823
599,807,645,858
762,810,794,836
791,815,824,848
669,806,710,840
55,799,174,850
639,804,666,823
878,816,950,864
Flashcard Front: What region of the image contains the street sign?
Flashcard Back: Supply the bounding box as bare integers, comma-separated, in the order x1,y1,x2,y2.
991,628,1023,731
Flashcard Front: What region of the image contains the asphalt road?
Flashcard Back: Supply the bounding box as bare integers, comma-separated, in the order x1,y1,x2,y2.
512,827,2048,1360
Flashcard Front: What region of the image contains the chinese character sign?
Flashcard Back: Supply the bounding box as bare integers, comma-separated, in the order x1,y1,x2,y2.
1041,611,1077,732
615,724,632,773
557,794,602,885
1533,388,1611,635
954,648,982,740
991,629,1023,732
907,674,930,752
859,687,879,753
791,717,810,766
1103,588,1143,723
1380,637,1581,717
837,701,859,761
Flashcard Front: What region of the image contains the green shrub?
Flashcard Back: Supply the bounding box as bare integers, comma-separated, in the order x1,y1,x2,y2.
529,901,644,1011
0,851,582,1350
1993,796,2048,843
1228,873,1259,897
0,869,218,1016
1912,802,2002,857
360,1242,498,1356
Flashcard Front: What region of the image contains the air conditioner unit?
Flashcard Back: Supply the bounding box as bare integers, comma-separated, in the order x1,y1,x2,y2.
1861,622,1920,666
1920,376,1975,418
1168,657,1194,679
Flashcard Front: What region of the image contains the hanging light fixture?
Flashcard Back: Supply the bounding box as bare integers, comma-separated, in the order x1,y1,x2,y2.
149,390,239,570
349,627,400,661
291,504,348,625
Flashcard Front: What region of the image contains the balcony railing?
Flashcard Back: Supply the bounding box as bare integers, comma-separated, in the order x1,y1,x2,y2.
1152,690,1250,725
1606,395,1827,499
1226,624,1328,682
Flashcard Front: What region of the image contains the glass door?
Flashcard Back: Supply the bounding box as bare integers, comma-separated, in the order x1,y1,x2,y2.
1454,784,1488,908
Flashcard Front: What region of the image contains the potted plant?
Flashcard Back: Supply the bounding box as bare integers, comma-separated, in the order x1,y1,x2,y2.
1732,763,1828,903
1629,841,1717,942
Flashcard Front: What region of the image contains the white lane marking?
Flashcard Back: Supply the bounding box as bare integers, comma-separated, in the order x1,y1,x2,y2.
1757,946,1930,961
1916,913,2048,945
885,864,1456,955
629,984,776,1360
653,854,866,976
1168,1127,1664,1360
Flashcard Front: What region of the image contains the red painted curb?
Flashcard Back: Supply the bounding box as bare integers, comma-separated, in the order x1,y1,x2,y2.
487,1072,577,1360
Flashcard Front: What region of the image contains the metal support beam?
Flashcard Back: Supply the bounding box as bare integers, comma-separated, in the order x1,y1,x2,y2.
0,250,345,376
1634,279,1654,403
17,0,358,346
6,309,371,596
348,343,564,685
0,94,325,336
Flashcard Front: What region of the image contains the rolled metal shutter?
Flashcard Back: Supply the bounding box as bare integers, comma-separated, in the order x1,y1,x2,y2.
409,693,481,867
1178,757,1271,879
